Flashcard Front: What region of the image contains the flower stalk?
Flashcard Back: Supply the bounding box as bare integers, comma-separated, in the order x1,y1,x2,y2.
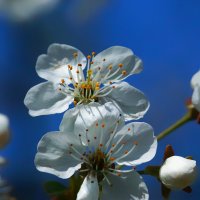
157,104,199,141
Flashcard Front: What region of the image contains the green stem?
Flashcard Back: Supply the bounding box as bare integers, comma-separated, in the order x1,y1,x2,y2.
157,112,192,141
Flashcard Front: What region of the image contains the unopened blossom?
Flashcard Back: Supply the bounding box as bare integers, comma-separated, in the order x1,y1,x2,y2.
0,114,10,149
0,0,59,21
24,44,149,121
159,156,197,190
35,102,157,200
191,70,200,112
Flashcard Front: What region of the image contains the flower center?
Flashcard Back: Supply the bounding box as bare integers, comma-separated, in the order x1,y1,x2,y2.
79,149,115,182
58,52,127,106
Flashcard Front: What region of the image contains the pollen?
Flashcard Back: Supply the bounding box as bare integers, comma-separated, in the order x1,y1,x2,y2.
92,52,96,56
73,52,78,58
112,86,116,89
99,144,103,147
76,70,80,74
96,82,100,87
108,65,113,70
110,157,115,161
122,70,127,75
78,63,82,67
118,63,123,68
101,123,105,128
90,61,94,64
124,150,128,154
128,128,131,131
74,101,77,106
68,65,73,70
96,123,98,127
87,55,91,59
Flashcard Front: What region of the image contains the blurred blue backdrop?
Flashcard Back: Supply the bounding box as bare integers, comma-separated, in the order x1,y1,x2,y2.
0,0,200,199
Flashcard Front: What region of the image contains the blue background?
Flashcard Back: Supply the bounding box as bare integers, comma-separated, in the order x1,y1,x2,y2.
0,0,200,199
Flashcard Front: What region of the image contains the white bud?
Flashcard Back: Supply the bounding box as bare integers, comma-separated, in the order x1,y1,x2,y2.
159,156,197,190
0,113,10,149
191,70,200,88
191,71,200,111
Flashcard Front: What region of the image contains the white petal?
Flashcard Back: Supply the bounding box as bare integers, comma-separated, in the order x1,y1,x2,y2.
73,102,124,148
102,172,149,200
36,43,86,82
35,131,82,179
99,82,149,121
0,113,9,133
24,81,73,116
92,46,143,84
59,106,80,133
159,156,197,190
112,122,157,166
192,86,200,112
77,175,99,200
191,70,200,88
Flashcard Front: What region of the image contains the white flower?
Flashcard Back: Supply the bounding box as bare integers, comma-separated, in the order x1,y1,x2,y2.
191,70,200,112
35,102,157,200
0,114,10,149
159,156,197,190
0,0,58,21
24,44,149,121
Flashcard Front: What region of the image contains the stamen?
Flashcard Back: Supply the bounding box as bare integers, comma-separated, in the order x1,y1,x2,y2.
73,52,78,58
118,63,123,68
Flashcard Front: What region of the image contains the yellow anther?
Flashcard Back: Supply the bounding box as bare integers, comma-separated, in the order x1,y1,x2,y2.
74,101,77,106
86,85,92,89
92,52,96,56
87,55,91,59
76,70,80,74
108,65,113,70
78,63,82,67
118,63,123,68
73,52,78,58
110,157,115,161
68,65,73,70
69,77,73,80
96,82,100,87
122,70,127,75
61,79,65,84
95,87,100,91
124,150,128,154
81,84,86,89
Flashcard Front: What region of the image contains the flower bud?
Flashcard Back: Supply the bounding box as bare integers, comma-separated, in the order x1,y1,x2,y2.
159,156,197,190
191,71,200,112
0,114,10,149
